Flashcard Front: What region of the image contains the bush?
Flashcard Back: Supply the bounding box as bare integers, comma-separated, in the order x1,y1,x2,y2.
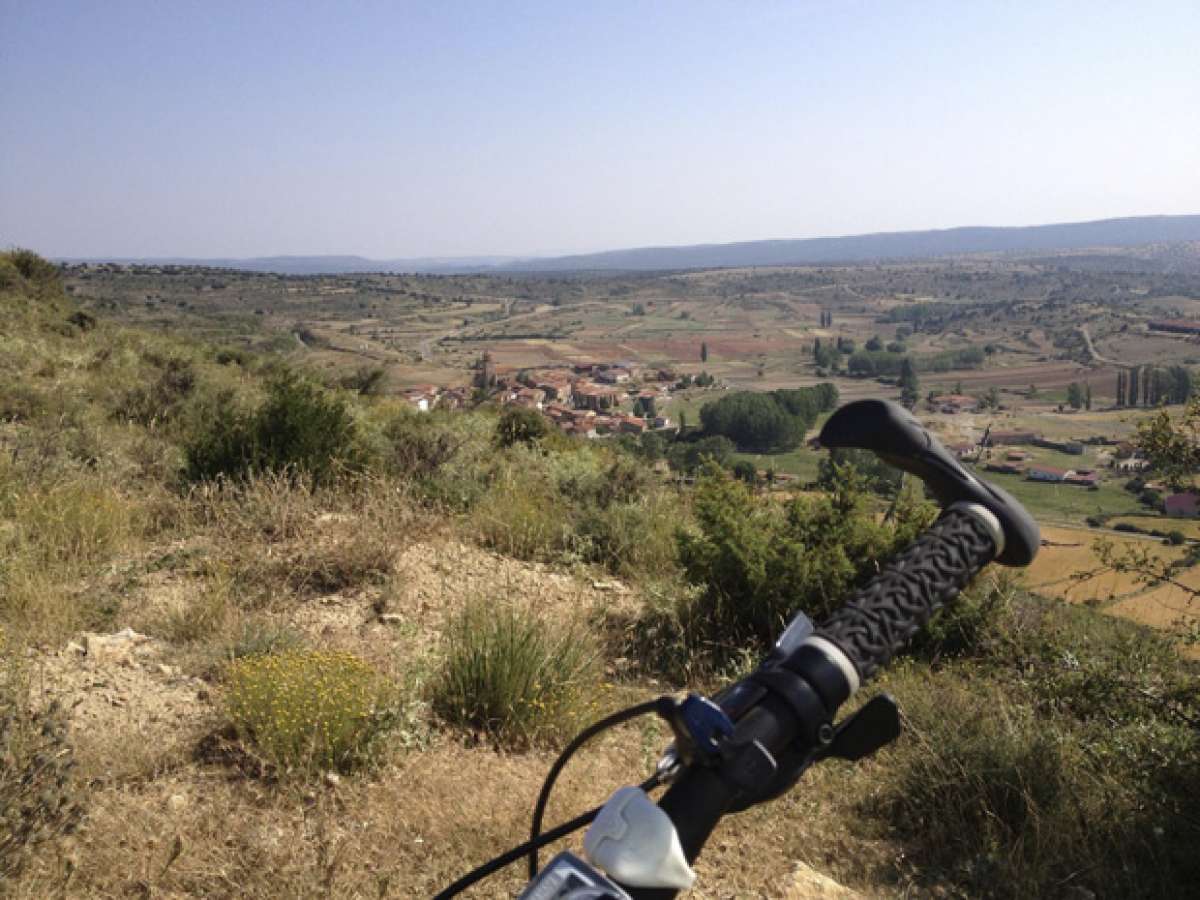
184,372,361,484
667,435,735,473
1,657,83,878
120,357,196,426
495,405,550,448
383,411,465,478
6,249,59,285
864,593,1200,899
225,649,398,774
471,469,570,561
676,464,934,653
1168,529,1187,545
430,599,602,748
339,365,387,396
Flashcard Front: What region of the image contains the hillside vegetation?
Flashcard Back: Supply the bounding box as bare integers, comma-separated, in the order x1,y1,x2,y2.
2,252,1199,898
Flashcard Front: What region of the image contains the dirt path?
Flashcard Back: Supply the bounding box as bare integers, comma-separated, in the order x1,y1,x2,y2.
1079,324,1122,367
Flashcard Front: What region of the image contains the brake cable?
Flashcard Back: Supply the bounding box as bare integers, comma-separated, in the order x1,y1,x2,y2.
434,699,672,900
529,698,674,878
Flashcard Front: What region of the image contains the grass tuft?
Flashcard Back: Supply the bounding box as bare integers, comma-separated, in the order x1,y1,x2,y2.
430,599,602,748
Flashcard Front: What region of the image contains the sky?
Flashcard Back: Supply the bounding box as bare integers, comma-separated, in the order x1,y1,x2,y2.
2,0,1198,260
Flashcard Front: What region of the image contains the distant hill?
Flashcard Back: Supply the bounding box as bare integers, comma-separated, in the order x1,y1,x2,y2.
56,254,523,275
502,215,1200,272
59,214,1200,274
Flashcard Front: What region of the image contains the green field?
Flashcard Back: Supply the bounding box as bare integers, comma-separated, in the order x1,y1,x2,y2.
964,463,1146,525
732,447,824,482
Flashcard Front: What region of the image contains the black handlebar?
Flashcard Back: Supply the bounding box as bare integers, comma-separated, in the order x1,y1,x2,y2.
622,504,1005,899
816,505,998,681
443,400,1042,900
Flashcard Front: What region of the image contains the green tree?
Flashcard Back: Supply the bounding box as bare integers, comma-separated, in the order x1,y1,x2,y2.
899,357,920,409
667,435,735,473
633,395,657,418
699,392,801,452
495,405,550,448
700,341,708,363
1067,382,1084,410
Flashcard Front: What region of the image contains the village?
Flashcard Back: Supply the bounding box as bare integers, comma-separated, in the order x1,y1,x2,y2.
397,351,688,439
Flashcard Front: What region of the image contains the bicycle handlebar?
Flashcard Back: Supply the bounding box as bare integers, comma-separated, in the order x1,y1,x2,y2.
622,503,1004,899
444,400,1040,899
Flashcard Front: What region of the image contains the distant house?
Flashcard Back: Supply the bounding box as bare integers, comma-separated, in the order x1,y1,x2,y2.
515,387,546,409
986,430,1041,447
1165,493,1200,519
1114,457,1151,472
595,368,631,385
652,415,673,430
1064,470,1100,487
535,379,573,404
937,394,979,414
1027,466,1069,483
574,385,621,411
985,461,1024,475
1148,319,1200,336
1005,450,1030,462
950,442,978,459
403,387,438,412
1034,437,1085,455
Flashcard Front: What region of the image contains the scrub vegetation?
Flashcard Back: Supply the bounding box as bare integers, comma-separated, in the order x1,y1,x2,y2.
2,252,1198,898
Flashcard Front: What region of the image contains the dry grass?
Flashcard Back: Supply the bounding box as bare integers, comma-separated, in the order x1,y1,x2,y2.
1022,525,1184,605
1109,515,1200,539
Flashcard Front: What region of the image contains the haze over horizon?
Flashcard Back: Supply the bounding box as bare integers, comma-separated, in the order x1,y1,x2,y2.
3,1,1198,260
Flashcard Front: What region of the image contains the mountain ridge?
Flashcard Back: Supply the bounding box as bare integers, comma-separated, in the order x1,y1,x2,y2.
57,213,1200,275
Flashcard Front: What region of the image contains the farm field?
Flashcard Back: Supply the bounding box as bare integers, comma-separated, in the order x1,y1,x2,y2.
1109,515,1200,538
1109,572,1200,652
1023,526,1183,605
66,255,1200,411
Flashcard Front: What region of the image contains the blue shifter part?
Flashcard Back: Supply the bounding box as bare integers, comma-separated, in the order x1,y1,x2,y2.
675,694,734,761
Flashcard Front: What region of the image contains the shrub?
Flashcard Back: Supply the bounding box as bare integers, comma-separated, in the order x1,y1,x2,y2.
184,372,361,484
6,249,59,285
339,365,387,396
676,464,934,653
864,593,1200,899
1,656,83,878
575,491,681,579
382,411,465,478
495,405,550,448
908,570,1016,661
471,471,570,561
225,649,398,774
431,599,602,748
1167,529,1186,546
120,357,196,426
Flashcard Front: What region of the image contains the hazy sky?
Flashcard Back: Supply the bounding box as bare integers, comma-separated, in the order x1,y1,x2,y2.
2,0,1198,259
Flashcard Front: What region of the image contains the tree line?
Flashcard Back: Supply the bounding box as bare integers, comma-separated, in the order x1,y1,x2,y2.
699,383,839,452
1115,365,1194,408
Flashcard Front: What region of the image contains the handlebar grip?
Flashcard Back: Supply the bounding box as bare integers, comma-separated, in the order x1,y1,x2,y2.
815,503,999,683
